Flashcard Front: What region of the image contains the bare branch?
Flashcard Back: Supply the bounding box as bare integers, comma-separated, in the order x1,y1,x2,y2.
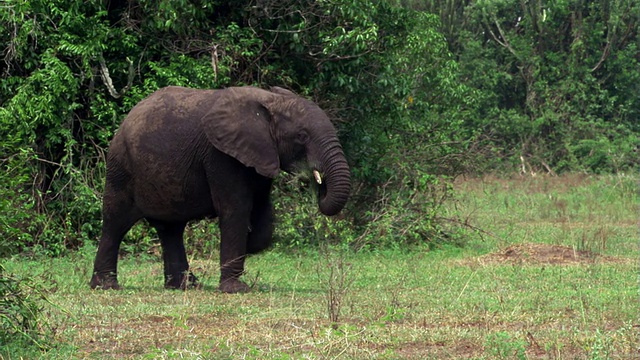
539,159,557,176
487,14,519,59
98,55,134,99
211,44,218,81
3,5,20,76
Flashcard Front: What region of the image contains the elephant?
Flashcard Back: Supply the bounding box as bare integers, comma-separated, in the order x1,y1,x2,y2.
89,86,351,293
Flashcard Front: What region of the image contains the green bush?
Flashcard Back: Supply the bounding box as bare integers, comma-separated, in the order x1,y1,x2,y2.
0,264,51,353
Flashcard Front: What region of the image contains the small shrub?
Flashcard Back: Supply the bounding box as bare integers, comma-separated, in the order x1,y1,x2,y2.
316,243,355,328
347,171,466,250
0,264,51,352
0,151,46,257
485,331,527,360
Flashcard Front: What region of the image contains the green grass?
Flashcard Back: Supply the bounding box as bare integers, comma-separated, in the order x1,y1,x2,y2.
2,174,638,359
448,173,637,257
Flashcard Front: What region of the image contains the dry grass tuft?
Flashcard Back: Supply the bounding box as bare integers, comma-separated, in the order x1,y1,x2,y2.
466,242,630,266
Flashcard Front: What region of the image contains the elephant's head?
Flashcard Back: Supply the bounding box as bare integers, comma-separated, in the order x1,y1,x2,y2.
200,86,351,216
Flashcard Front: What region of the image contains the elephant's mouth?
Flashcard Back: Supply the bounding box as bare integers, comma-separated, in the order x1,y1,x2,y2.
313,169,328,201
313,169,323,185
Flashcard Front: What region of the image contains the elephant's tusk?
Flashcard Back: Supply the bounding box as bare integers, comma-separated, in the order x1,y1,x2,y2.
313,170,323,185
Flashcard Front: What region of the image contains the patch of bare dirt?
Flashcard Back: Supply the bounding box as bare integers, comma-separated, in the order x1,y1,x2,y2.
394,339,482,359
468,243,627,265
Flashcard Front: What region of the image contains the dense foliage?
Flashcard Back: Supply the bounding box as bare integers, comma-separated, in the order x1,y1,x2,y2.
405,0,640,173
1,0,637,256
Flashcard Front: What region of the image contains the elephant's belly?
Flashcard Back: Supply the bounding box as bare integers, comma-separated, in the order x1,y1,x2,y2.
133,176,217,222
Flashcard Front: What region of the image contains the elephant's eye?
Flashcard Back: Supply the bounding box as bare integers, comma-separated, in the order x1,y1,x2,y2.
297,131,309,144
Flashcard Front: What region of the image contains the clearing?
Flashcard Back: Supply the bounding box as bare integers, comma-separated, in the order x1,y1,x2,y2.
2,174,638,359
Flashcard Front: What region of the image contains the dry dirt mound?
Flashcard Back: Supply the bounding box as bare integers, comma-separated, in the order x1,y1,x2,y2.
472,243,624,265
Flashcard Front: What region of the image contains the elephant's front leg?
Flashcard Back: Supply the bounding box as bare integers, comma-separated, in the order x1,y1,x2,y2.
247,191,274,254
218,213,252,294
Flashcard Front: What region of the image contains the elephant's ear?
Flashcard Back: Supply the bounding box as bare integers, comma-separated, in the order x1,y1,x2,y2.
200,87,280,178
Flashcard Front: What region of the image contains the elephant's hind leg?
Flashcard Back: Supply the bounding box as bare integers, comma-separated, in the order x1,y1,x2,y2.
91,193,140,290
149,220,198,290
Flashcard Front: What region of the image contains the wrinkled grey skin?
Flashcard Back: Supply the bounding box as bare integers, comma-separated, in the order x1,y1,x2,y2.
90,86,350,293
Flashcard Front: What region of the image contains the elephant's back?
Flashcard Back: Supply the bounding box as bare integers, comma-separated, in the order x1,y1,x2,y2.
121,86,219,134
112,87,217,158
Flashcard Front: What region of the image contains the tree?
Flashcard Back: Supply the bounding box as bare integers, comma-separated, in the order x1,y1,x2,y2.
1,0,472,253
460,0,640,172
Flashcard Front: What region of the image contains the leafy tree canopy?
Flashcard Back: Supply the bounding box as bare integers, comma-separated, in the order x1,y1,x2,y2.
1,0,637,255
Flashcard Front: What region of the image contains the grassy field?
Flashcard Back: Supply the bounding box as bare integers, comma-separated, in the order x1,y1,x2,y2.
2,174,638,359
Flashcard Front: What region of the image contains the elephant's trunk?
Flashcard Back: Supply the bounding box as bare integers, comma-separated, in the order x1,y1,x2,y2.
315,138,351,216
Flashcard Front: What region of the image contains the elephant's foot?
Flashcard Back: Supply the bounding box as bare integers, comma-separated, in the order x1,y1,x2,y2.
90,272,121,290
165,271,200,290
218,278,250,294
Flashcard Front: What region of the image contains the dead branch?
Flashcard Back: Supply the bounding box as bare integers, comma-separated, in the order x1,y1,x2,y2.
211,44,218,81
485,11,520,59
98,55,134,99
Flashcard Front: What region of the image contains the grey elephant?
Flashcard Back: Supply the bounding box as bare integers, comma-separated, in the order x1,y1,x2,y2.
90,86,351,293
